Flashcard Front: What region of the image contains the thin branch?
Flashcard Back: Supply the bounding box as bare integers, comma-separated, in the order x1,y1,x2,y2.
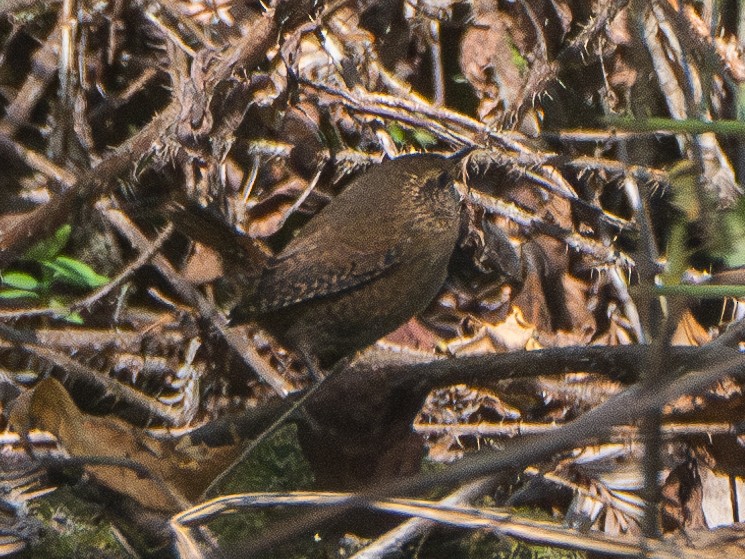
468,189,636,268
414,420,745,439
176,490,699,559
73,221,174,311
236,341,745,555
0,322,178,422
103,208,295,397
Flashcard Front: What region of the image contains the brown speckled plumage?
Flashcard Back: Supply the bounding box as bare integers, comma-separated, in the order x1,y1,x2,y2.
252,153,463,368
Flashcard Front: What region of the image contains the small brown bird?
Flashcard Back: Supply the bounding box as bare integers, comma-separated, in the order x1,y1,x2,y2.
251,152,464,369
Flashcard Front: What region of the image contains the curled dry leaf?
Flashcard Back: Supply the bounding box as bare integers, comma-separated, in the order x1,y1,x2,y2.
444,307,537,356
246,176,311,238
671,310,712,347
16,378,242,512
459,9,521,123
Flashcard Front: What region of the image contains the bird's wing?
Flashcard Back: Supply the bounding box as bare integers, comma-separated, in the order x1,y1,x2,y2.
255,239,404,312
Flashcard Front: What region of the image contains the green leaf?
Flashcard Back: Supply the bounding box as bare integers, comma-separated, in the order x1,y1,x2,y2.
660,222,688,285
1,271,40,291
0,288,39,300
704,195,745,267
721,209,745,267
43,256,109,289
387,123,406,146
509,42,528,73
24,224,71,261
62,311,84,325
411,128,437,148
49,298,84,324
667,160,700,220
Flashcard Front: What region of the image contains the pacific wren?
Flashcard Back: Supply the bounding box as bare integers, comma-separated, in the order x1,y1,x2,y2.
251,152,463,368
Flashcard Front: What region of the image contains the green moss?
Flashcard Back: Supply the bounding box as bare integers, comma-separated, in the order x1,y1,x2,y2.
207,424,325,558
20,488,128,559
216,423,314,495
419,529,587,559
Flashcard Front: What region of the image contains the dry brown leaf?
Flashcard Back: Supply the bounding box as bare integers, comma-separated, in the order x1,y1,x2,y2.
560,274,597,342
246,176,310,238
181,241,226,285
19,378,242,512
671,311,712,346
459,10,521,123
445,307,536,356
662,459,706,531
381,317,442,354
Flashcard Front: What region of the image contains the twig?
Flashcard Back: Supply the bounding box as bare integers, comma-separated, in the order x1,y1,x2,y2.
351,478,496,559
0,30,60,136
201,365,340,499
73,221,174,311
414,420,745,439
0,0,54,15
0,102,179,267
103,208,295,397
507,0,631,127
178,490,700,559
428,19,445,106
0,9,277,267
236,341,745,555
468,189,636,268
0,322,178,422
